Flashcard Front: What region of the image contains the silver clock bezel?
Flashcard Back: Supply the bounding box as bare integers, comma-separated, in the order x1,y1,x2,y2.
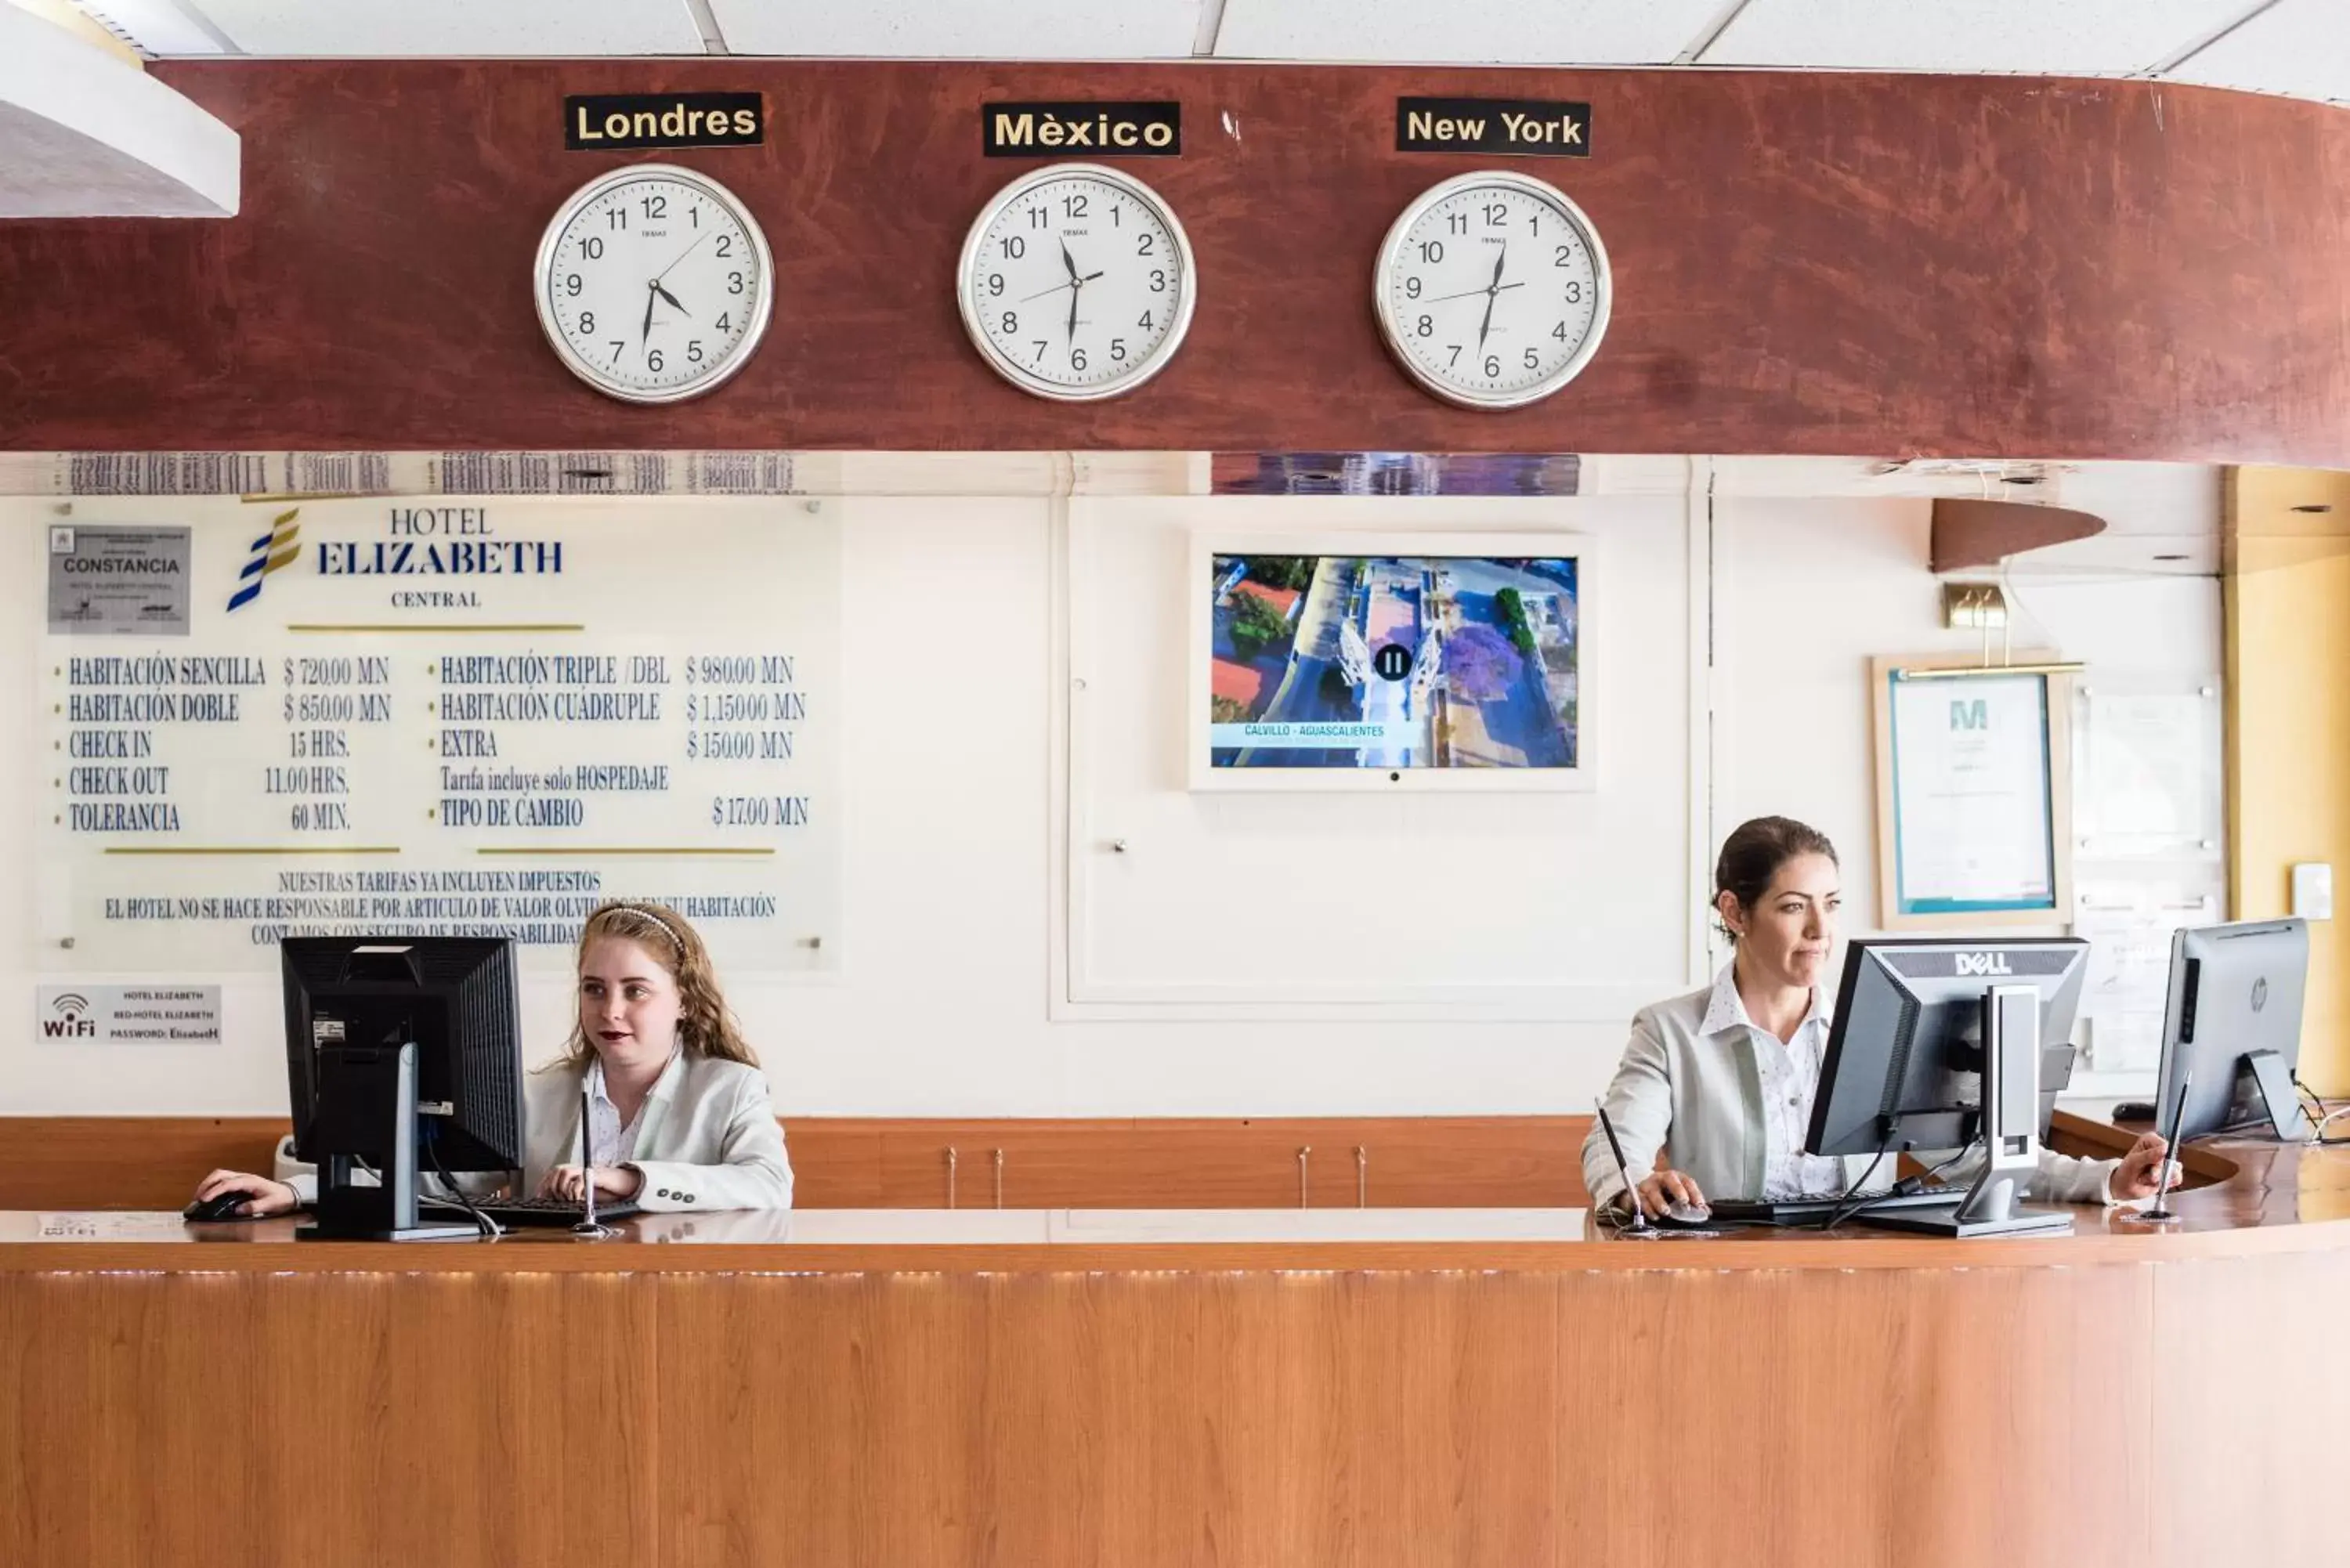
955,161,1199,403
533,161,776,406
1372,169,1614,412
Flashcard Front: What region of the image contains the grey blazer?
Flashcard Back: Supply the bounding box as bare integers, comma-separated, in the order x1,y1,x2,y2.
1581,977,2116,1212
284,1050,794,1212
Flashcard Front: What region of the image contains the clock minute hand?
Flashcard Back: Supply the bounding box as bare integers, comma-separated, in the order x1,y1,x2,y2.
640,282,658,349
1476,245,1506,355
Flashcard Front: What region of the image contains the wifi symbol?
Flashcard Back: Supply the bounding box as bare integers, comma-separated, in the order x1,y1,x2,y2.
51,993,89,1017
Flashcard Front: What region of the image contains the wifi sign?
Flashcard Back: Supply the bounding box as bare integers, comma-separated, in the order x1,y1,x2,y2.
42,992,96,1039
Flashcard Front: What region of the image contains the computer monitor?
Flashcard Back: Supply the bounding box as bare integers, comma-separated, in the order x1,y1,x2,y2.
2154,918,2308,1143
1808,936,2090,1237
282,936,525,1241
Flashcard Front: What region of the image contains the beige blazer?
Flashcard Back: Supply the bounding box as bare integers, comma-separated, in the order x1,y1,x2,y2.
521,1051,793,1212
1581,975,2115,1213
282,1050,794,1212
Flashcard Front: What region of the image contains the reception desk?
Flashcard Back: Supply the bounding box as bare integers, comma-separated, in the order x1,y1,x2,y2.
5,1127,2348,1568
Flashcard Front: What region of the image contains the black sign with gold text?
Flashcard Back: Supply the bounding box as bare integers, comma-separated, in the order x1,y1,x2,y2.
1395,97,1590,157
566,93,765,151
983,102,1180,157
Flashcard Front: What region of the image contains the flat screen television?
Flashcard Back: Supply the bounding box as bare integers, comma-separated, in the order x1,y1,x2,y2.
1188,530,1591,791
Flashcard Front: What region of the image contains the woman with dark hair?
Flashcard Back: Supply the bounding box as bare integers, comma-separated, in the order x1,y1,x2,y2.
1581,816,2172,1220
190,900,793,1216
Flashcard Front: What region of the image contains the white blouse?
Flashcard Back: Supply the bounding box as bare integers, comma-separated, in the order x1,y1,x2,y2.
1694,963,1847,1200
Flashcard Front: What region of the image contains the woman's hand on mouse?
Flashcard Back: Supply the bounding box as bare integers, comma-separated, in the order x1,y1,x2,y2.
193,1170,299,1217
1632,1168,1706,1217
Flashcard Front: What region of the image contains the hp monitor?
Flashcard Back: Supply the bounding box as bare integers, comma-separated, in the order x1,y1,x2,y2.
283,936,525,1241
2154,919,2308,1143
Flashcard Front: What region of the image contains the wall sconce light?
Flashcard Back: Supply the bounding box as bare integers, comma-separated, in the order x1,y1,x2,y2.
1942,582,2007,630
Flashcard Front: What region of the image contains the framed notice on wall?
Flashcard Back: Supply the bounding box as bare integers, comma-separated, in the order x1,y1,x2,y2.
1871,652,2073,930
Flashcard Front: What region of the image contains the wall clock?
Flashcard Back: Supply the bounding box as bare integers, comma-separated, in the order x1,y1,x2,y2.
533,162,773,403
1372,171,1611,410
956,161,1197,401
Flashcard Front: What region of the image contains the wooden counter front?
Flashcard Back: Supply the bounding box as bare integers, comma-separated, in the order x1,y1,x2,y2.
5,1133,2348,1568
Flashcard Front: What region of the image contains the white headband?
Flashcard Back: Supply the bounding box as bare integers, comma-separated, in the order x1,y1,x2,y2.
609,903,685,952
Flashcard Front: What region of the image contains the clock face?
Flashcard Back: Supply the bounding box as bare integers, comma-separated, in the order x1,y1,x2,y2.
956,163,1197,401
533,164,773,404
1374,172,1611,410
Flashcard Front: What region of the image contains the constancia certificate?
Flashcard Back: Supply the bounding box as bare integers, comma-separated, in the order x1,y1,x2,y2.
1885,670,2058,914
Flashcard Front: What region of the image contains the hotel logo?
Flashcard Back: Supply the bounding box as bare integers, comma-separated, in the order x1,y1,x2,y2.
227,508,301,612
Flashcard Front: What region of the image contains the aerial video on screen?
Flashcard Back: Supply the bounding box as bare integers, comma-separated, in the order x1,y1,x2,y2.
1206,551,1579,771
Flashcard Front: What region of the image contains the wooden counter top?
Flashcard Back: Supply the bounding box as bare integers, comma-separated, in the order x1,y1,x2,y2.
12,1117,2346,1274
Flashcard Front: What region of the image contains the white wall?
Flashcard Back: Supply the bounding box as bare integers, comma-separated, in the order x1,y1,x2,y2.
0,480,2219,1118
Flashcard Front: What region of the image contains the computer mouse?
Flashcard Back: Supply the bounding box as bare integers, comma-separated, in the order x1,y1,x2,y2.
1662,1200,1712,1226
183,1190,262,1223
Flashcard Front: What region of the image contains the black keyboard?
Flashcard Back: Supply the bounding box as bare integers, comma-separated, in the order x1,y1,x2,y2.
1671,1187,1962,1227
425,1194,643,1227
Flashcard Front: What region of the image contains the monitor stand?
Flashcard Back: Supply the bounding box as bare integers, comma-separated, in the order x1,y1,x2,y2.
297,1040,480,1243
2236,1049,2307,1140
1861,983,2073,1239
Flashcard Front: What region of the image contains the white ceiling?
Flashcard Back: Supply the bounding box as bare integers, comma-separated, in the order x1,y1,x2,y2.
59,0,2350,109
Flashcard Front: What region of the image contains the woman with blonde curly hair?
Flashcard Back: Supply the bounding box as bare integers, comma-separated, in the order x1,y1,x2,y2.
529,898,791,1212
190,900,792,1216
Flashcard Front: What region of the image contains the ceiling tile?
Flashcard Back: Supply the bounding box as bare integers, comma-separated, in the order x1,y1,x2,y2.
707,0,1206,58
1703,0,2254,74
2166,0,2350,102
191,0,704,56
1213,0,1730,63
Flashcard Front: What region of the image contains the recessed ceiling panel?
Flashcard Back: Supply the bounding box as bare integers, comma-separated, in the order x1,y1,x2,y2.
1704,0,2253,74
1213,0,1730,63
707,0,1206,58
2167,0,2350,103
193,0,704,56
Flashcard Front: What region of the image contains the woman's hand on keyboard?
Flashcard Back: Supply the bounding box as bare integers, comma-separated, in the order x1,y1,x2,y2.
537,1162,645,1204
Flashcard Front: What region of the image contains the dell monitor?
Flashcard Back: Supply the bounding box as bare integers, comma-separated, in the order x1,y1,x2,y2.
2154,918,2308,1144
1808,936,2090,1238
282,936,525,1241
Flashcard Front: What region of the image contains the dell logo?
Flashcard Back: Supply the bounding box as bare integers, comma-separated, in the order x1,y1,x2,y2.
1955,952,2013,977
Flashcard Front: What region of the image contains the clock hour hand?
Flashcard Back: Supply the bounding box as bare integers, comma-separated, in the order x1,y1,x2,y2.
653,280,689,318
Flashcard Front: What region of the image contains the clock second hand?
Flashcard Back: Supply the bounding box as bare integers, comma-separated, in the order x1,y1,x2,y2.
1020,269,1104,304
1419,281,1525,305
653,230,710,285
